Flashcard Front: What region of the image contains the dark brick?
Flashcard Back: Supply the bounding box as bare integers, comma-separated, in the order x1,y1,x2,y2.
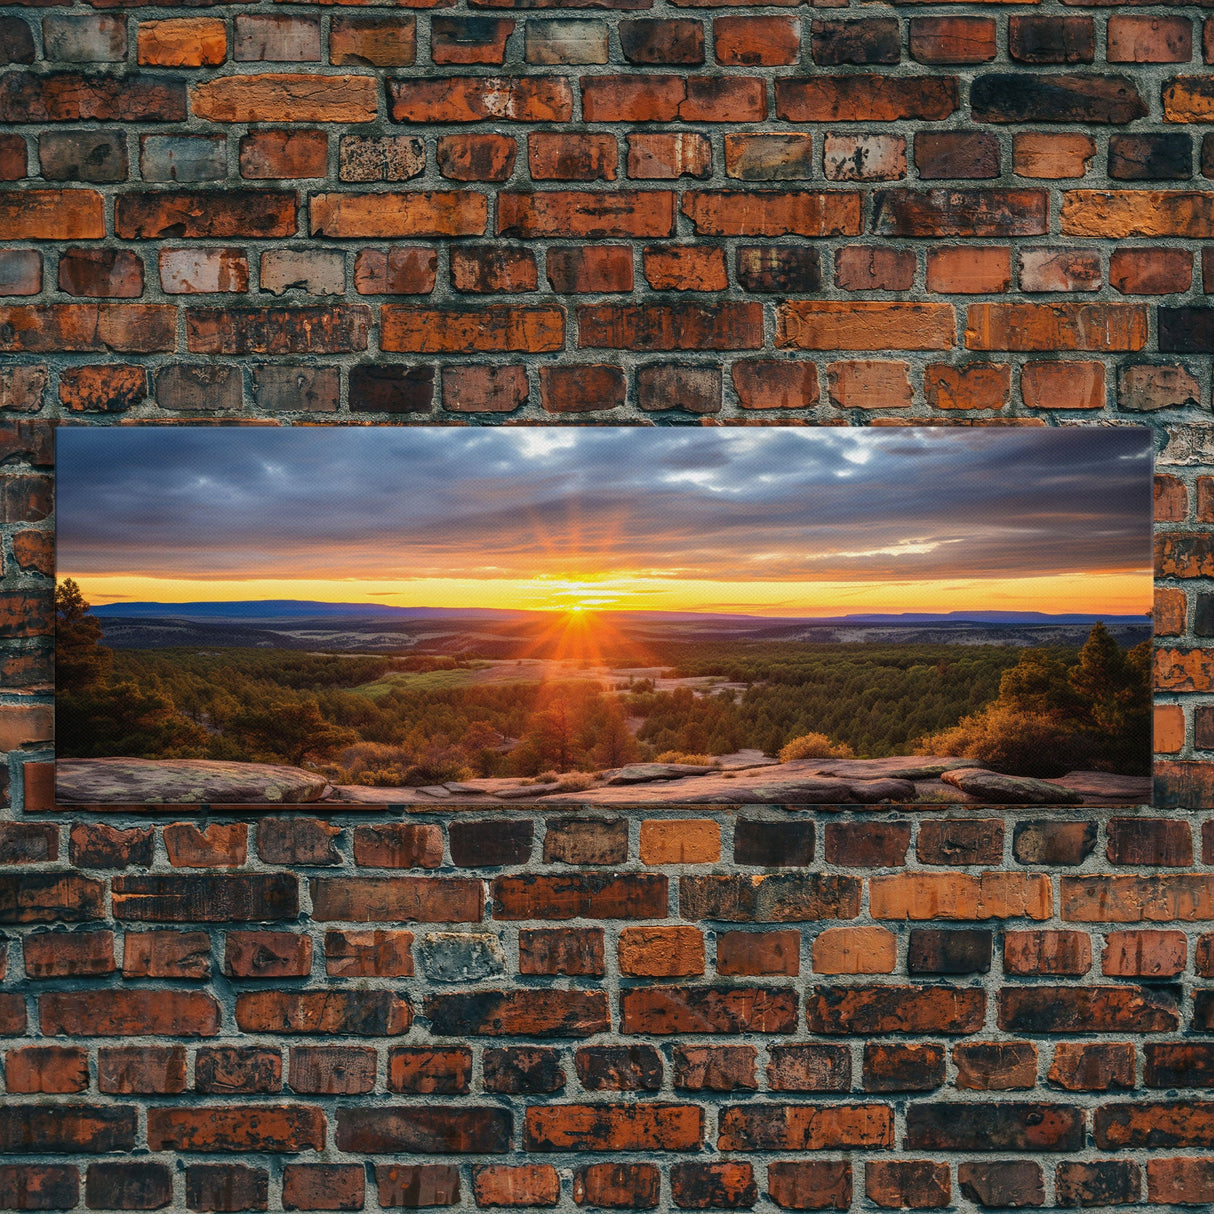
449,819,532,867
1109,134,1192,181
1013,821,1096,865
1009,16,1095,64
576,1045,663,1092
736,246,821,294
733,819,814,867
906,1104,1083,1152
484,1047,565,1094
185,1165,268,1213
971,74,1147,124
810,19,899,65
85,1163,172,1210
348,364,434,413
863,1043,946,1093
907,929,992,975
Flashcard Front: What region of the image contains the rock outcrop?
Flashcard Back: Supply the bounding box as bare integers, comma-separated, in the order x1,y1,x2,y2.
56,758,331,805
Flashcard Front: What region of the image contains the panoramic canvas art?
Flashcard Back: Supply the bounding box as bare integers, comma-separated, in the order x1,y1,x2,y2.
55,425,1154,808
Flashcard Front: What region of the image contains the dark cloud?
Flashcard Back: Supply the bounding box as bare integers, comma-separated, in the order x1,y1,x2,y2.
56,426,1153,591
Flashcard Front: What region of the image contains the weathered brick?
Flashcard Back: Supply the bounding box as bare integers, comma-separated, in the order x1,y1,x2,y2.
436,133,516,182
528,19,608,65
518,927,605,976
381,304,562,353
185,1165,268,1213
865,1161,950,1210
376,1164,460,1209
1049,1042,1135,1093
906,1104,1083,1153
431,16,512,64
863,1044,946,1094
138,18,226,67
22,929,113,978
618,925,705,977
353,246,436,295
827,360,912,410
806,986,985,1035
540,365,625,413
767,1162,851,1211
474,1164,559,1209
0,72,185,123
1056,1160,1140,1206
282,1165,364,1212
910,17,995,65
627,132,711,180
776,76,956,122
999,985,1179,1033
338,1107,511,1154
719,1104,892,1152
225,930,312,979
331,15,416,66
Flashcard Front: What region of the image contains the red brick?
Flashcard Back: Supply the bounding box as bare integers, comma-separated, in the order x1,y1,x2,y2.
835,247,914,292
954,1042,1038,1091
196,1046,282,1095
767,1162,851,1211
670,1162,756,1210
350,819,447,864
311,192,486,238
528,132,616,181
732,361,818,409
621,987,797,1034
909,17,995,64
5,1045,88,1094
427,990,608,1038
1013,133,1096,180
776,76,957,122
0,71,185,123
527,1104,703,1152
235,990,411,1035
573,1162,659,1209
1108,15,1192,63
474,1165,560,1209
714,16,799,65
1110,247,1192,295
431,16,511,64
717,930,800,976
330,15,415,65
767,1044,850,1092
185,1165,267,1213
683,190,859,237
436,134,516,182
807,986,985,1035
778,302,955,351
390,76,571,123
619,19,703,66
58,364,148,413
579,302,761,350
719,1104,892,1151
618,925,705,977
193,73,374,122
917,819,1004,865
1048,1042,1135,1092
583,74,764,123
163,821,247,868
375,1164,460,1209
380,304,561,354
225,931,313,978
1147,1159,1214,1205
1154,704,1186,753
546,246,633,293
500,190,673,238
282,1165,363,1212
138,18,227,66
450,245,537,293
812,927,897,975
117,190,296,239
863,1043,946,1093
518,927,605,976
926,246,1010,294
643,245,727,291
1107,818,1193,866
865,1161,950,1210
1102,930,1186,977
627,132,711,180
1154,471,1188,519
24,930,115,977
967,303,1147,351
0,1165,78,1211
575,1045,662,1093
326,929,414,977
1010,15,1094,63
0,304,175,353
149,1106,324,1153
539,364,624,413
827,360,912,410
1019,356,1107,410
40,990,220,1037
338,1107,509,1155
925,362,1010,411
916,131,999,180
123,930,211,979
288,1046,375,1096
1000,985,1179,1033
443,364,528,413
388,1047,471,1094
876,189,1047,238
673,1046,756,1093
353,246,437,295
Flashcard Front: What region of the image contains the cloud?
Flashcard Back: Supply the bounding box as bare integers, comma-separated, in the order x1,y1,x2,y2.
56,426,1153,592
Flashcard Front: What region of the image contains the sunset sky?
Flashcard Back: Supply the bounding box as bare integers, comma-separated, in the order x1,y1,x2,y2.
56,425,1154,618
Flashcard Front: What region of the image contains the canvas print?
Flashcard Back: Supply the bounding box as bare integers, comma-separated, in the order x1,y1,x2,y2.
55,425,1154,807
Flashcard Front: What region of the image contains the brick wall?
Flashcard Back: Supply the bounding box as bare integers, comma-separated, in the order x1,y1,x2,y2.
4,0,1214,1208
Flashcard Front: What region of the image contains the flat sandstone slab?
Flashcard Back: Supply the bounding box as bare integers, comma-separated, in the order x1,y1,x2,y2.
56,758,330,804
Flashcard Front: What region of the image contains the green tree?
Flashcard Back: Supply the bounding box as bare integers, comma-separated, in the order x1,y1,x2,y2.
231,697,357,767
55,578,112,690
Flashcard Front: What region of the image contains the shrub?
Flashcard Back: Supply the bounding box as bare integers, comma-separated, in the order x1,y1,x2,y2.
655,751,719,766
778,732,855,762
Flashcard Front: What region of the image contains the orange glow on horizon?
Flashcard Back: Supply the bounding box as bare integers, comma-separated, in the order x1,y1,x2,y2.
68,566,1153,619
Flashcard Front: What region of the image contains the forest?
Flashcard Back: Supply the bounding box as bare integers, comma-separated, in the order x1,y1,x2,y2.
56,580,1152,785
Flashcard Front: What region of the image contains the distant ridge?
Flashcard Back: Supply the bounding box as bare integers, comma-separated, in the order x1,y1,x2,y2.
90,600,1151,627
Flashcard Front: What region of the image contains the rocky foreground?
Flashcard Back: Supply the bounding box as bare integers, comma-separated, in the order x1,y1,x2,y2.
55,755,1152,807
